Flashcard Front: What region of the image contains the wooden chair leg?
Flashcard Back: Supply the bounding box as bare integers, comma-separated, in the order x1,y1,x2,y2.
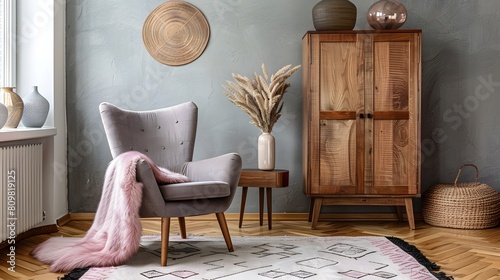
161,217,170,266
215,212,234,252
178,217,187,239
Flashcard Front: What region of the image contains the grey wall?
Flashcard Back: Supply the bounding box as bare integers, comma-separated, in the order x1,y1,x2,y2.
66,0,500,214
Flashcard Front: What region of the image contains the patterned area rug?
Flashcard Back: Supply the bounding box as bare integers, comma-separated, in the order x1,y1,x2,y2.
63,235,452,280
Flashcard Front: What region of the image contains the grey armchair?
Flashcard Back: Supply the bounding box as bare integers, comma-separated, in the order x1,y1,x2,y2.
99,101,242,266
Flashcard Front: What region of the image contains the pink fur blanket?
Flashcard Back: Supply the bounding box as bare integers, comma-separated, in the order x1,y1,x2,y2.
32,151,189,272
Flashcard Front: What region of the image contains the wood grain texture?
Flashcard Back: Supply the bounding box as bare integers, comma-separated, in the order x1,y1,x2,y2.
238,169,289,188
319,120,357,190
302,34,311,196
372,39,412,191
317,36,360,194
302,30,422,229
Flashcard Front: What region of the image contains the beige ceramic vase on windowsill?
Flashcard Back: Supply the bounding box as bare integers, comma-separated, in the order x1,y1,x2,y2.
1,87,24,128
0,102,7,129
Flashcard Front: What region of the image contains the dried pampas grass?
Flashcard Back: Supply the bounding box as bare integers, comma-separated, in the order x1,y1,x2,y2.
223,64,301,133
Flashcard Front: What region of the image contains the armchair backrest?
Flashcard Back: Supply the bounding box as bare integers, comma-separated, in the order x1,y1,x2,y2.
99,102,197,172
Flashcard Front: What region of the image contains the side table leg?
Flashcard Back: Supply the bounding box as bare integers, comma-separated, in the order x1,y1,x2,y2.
259,188,264,226
239,187,248,228
266,188,272,230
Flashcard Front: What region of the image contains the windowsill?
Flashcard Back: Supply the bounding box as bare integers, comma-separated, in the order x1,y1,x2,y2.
0,126,57,142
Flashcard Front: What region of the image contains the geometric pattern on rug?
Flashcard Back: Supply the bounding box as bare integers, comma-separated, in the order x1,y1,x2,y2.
137,269,200,279
75,235,449,280
321,242,376,259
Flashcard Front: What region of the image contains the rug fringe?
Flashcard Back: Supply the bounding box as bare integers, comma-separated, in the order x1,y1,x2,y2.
386,236,454,280
60,267,89,280
432,271,455,280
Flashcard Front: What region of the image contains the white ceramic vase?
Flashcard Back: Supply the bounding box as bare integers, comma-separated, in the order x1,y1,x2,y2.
258,132,275,171
22,86,50,128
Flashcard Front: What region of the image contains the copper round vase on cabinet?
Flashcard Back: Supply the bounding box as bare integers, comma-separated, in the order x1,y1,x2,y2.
312,0,357,31
1,87,24,128
367,0,407,30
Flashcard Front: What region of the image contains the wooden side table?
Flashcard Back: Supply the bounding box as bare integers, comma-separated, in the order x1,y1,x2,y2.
238,169,289,229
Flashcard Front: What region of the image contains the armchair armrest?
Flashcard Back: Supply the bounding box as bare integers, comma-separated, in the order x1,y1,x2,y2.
182,153,242,190
136,159,167,217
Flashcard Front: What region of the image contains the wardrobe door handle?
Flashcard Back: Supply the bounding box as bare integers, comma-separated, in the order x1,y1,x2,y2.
367,113,373,119
359,113,365,119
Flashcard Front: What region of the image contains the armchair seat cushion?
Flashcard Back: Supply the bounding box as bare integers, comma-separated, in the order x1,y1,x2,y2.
159,181,230,201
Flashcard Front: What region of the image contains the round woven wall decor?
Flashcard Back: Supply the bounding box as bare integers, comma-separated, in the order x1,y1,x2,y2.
142,1,210,66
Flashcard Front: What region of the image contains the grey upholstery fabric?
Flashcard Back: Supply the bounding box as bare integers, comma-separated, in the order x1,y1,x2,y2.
99,102,242,218
159,181,230,201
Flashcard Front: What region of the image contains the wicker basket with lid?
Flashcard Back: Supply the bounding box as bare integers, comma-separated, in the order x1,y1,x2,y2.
422,164,500,229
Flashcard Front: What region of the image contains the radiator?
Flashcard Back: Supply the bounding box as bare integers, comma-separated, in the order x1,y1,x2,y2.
1,143,44,242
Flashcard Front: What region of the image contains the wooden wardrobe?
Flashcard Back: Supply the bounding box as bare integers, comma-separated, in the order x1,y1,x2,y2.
302,30,422,229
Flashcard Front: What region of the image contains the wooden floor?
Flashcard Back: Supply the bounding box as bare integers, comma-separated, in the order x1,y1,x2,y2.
1,215,500,280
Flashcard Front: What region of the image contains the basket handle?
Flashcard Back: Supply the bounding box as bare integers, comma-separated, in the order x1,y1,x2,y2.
454,164,479,186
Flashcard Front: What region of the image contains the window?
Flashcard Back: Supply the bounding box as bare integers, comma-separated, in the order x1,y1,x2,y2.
0,2,4,84
1,0,15,87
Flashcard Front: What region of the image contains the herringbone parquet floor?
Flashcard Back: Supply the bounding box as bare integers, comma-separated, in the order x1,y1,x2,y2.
1,215,499,279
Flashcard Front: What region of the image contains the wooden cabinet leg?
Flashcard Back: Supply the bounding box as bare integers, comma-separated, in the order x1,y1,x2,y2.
404,198,415,230
239,187,248,228
266,188,272,230
396,206,404,222
311,198,323,229
308,198,314,222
